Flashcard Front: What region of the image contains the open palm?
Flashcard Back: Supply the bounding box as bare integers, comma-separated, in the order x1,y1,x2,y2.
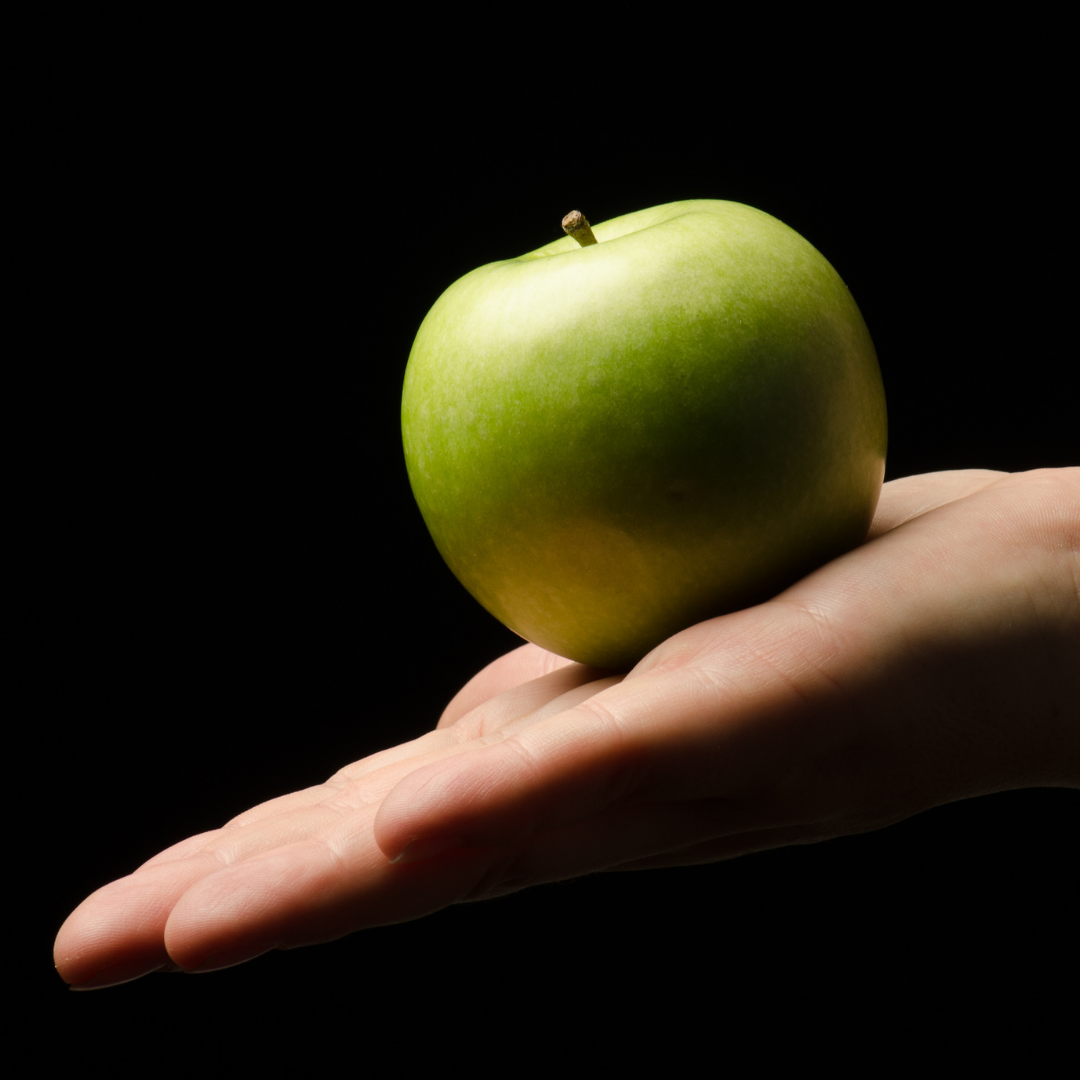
54,468,1080,989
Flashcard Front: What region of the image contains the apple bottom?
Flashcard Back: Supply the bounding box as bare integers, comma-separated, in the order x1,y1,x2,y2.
437,469,882,669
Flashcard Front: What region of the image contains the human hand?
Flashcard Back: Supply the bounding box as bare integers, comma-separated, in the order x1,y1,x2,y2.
54,468,1079,989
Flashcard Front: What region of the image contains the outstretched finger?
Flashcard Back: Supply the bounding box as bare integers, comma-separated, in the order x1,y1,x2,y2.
55,661,622,987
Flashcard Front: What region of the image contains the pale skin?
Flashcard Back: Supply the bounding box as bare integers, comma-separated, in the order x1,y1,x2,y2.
55,468,1080,989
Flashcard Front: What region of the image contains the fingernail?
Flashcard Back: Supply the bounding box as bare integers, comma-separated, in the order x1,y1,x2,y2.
389,835,463,864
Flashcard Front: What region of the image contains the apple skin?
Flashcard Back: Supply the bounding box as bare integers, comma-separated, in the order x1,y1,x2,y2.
402,200,887,669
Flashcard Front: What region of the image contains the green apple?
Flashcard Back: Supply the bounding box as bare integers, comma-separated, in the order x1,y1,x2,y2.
402,200,886,669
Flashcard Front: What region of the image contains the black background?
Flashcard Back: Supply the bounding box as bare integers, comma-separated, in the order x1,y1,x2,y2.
27,17,1076,1068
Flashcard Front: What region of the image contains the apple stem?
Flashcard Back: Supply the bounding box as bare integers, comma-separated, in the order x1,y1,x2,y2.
562,210,598,247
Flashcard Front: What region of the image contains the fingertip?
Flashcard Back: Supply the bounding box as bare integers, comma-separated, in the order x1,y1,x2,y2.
373,741,543,863
54,918,173,991
54,858,220,989
372,755,480,861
